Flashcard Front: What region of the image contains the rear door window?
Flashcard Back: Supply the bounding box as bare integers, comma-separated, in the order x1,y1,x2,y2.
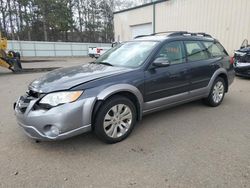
203,42,227,57
156,41,185,65
184,41,209,62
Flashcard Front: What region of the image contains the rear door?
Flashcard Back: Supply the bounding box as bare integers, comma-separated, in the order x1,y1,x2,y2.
144,41,190,102
184,40,217,90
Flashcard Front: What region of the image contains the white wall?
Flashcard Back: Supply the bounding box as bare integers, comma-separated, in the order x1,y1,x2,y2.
131,23,153,39
7,40,111,57
155,0,250,55
114,0,250,55
114,5,153,41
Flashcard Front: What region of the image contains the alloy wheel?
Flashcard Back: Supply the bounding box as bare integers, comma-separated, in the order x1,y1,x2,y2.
103,104,133,138
212,81,224,104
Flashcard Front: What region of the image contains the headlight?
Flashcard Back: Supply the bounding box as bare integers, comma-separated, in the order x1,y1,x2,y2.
39,91,83,107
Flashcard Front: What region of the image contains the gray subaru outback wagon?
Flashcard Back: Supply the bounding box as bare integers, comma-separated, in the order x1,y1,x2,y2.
14,31,235,143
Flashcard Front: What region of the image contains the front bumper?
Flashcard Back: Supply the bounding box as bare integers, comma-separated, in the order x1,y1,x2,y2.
14,95,96,141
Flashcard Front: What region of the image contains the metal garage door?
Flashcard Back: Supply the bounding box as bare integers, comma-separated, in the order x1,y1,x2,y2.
131,23,152,39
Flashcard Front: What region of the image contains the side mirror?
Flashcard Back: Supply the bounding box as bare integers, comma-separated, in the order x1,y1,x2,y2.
152,57,170,67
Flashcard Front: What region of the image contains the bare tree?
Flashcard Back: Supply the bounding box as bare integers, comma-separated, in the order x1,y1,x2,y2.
7,0,15,39
0,0,144,42
0,0,7,34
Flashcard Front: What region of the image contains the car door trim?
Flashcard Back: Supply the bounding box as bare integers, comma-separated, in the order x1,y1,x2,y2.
142,87,207,114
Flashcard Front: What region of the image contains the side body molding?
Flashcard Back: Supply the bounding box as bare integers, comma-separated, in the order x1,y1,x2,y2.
97,84,144,119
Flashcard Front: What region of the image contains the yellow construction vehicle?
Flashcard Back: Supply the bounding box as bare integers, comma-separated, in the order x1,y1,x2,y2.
0,32,22,72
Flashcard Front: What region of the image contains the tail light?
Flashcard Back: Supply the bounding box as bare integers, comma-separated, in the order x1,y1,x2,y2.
230,57,235,64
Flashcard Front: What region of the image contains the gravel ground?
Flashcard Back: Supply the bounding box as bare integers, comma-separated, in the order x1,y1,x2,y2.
0,57,249,188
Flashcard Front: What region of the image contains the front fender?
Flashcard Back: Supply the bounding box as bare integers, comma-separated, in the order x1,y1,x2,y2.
96,84,144,119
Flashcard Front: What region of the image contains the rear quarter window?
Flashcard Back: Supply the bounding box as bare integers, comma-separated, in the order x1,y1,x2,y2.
203,41,227,57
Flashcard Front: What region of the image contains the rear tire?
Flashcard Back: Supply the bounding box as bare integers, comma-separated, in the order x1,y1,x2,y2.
203,77,225,107
94,96,137,144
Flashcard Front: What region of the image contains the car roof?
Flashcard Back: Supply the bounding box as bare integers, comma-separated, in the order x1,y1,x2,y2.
133,31,216,42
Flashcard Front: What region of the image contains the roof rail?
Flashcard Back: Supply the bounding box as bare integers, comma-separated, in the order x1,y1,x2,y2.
134,31,187,39
168,31,189,37
134,35,151,39
134,31,212,39
152,31,186,35
169,31,212,38
196,32,212,38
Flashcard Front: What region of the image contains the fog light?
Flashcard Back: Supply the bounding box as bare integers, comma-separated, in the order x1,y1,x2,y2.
44,125,59,137
50,126,59,136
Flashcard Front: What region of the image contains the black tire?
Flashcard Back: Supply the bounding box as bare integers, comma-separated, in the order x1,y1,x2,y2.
15,52,21,60
203,77,226,107
94,96,137,144
16,59,22,69
11,59,22,72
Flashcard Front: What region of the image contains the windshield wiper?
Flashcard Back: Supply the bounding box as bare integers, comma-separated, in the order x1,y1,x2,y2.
96,62,114,66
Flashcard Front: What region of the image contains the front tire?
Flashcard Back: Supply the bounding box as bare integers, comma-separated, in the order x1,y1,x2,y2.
94,96,137,144
204,77,226,107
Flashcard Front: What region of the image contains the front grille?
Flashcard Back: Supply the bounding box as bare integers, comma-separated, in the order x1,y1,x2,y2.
17,90,40,113
17,95,31,113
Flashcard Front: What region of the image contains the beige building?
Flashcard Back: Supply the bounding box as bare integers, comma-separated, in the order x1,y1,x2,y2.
114,0,250,55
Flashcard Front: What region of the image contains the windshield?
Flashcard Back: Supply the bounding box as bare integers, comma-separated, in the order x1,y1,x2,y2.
95,41,158,68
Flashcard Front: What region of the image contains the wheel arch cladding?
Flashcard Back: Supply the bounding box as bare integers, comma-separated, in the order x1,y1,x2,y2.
208,68,228,93
217,73,228,92
92,84,144,122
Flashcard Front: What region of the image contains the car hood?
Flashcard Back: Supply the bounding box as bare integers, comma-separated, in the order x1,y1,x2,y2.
237,47,250,53
29,63,131,93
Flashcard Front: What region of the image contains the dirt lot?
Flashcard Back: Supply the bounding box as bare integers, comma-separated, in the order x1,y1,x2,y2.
0,57,249,188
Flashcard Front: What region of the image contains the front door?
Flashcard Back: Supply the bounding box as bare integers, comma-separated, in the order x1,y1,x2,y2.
144,41,190,102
